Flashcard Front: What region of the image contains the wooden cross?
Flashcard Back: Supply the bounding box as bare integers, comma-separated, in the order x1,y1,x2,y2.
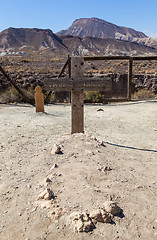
71,57,84,133
43,57,112,134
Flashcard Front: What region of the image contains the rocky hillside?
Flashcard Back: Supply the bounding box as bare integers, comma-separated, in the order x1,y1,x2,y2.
59,35,157,56
0,27,67,52
115,33,157,49
57,18,147,39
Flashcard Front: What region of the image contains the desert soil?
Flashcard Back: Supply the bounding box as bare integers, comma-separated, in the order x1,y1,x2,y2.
0,100,157,240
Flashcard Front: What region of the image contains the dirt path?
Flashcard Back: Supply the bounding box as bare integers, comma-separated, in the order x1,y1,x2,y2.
0,100,157,240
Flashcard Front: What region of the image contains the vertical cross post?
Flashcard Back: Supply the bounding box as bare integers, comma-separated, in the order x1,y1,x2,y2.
71,57,84,134
35,86,44,113
128,57,133,101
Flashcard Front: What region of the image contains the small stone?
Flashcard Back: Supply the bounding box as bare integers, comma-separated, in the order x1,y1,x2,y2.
57,173,62,177
103,201,122,216
97,167,102,171
69,211,94,233
37,188,55,200
31,207,37,212
101,209,112,223
90,209,104,223
90,209,111,223
69,211,81,221
44,189,55,200
104,166,112,171
97,108,104,112
74,219,84,232
45,178,52,183
51,163,58,169
51,144,62,154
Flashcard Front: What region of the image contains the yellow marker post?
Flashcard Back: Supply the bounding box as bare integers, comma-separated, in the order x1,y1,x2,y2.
35,86,44,113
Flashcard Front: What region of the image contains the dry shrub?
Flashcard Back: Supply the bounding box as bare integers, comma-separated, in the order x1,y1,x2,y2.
0,86,34,103
84,91,105,103
132,89,156,100
0,86,22,103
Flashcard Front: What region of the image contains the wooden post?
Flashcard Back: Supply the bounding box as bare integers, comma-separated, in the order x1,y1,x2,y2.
58,58,69,78
68,56,72,103
71,90,84,133
71,57,84,134
128,57,133,101
35,86,44,113
0,65,34,104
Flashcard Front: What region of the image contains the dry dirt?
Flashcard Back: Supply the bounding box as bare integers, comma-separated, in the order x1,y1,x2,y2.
0,100,157,240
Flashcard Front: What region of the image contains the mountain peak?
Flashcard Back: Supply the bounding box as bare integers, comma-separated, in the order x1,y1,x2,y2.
57,17,147,39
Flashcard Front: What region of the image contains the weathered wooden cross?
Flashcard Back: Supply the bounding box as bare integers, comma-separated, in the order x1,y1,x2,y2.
37,57,112,134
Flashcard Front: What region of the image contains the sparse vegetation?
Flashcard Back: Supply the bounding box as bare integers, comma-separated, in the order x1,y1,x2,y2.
0,55,157,103
132,89,156,100
84,91,105,103
0,86,22,103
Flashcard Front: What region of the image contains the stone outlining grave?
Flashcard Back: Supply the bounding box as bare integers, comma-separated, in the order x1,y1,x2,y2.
35,133,123,233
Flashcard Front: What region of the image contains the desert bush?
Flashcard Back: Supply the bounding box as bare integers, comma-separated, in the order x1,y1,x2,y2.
0,86,22,103
84,91,105,103
0,85,35,104
132,89,156,100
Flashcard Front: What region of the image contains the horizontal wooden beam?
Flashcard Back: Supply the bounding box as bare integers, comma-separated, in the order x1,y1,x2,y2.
84,56,130,61
43,77,112,92
132,56,157,61
80,55,157,61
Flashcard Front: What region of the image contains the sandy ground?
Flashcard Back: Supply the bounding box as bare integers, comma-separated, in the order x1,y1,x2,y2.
0,100,157,240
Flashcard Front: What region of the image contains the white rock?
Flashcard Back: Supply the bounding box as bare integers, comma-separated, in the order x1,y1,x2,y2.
51,144,61,154
51,163,58,169
90,209,111,223
74,219,84,232
103,201,122,216
37,188,54,200
90,209,103,223
69,211,81,221
69,211,94,233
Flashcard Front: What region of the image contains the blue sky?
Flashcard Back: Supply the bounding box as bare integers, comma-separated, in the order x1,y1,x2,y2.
1,0,157,37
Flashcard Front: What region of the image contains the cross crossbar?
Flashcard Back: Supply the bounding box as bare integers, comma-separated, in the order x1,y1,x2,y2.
43,77,112,92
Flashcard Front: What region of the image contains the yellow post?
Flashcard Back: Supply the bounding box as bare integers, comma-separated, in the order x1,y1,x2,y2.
35,86,44,113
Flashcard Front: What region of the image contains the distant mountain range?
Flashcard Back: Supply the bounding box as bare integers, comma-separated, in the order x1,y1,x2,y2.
0,17,157,56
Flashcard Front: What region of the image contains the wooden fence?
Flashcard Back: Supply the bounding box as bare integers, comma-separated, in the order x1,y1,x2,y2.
57,55,157,102
0,55,157,104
